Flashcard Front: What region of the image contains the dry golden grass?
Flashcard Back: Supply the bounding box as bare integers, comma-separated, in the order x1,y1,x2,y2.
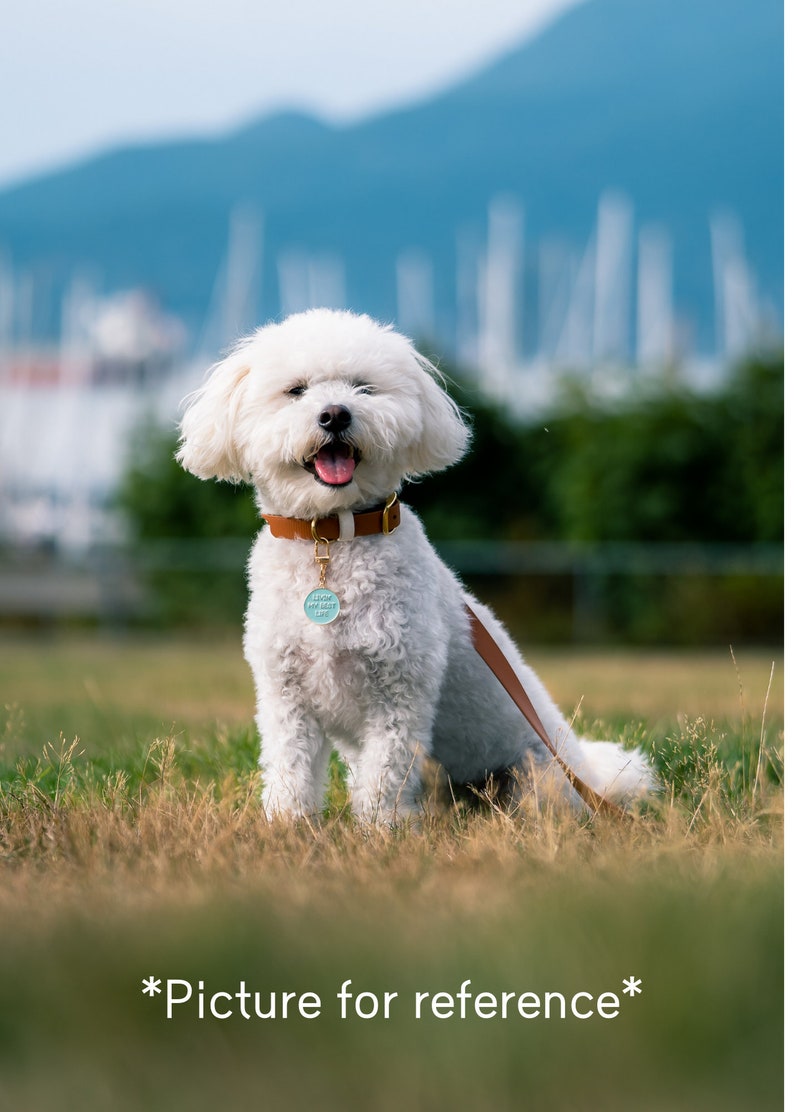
0,633,783,904
0,720,782,913
0,634,783,1112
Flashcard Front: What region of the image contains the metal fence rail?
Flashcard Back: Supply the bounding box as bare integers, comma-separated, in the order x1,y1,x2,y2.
436,540,784,577
0,541,782,626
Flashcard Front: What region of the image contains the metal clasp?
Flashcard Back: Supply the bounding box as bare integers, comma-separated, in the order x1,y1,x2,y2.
313,538,332,565
311,526,333,588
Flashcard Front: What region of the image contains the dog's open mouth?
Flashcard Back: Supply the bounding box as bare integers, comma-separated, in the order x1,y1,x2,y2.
303,441,360,487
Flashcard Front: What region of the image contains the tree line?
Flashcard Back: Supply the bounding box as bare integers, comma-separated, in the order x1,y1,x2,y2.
118,354,782,640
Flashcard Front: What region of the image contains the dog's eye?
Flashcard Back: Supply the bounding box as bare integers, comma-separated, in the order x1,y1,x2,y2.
354,383,375,395
286,384,307,397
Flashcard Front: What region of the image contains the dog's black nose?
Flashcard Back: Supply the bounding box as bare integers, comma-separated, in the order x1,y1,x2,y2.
318,405,352,433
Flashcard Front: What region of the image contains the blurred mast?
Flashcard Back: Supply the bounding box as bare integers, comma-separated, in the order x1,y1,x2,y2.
478,194,524,399
636,224,673,368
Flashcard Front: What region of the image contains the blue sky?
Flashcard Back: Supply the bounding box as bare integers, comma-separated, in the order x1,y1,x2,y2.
0,0,580,189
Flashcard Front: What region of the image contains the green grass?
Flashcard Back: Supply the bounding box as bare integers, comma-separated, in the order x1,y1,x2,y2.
0,634,783,1111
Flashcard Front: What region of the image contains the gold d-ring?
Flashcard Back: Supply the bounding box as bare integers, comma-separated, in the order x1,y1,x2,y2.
382,492,398,535
310,516,333,544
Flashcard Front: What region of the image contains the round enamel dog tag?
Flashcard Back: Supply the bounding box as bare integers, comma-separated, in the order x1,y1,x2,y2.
304,587,341,624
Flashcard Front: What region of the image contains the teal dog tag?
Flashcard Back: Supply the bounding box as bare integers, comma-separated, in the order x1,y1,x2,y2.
304,588,341,624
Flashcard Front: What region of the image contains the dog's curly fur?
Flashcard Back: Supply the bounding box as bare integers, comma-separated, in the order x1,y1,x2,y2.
178,309,655,822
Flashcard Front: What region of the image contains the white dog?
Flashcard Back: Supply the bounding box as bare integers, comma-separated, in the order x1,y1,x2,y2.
178,309,654,822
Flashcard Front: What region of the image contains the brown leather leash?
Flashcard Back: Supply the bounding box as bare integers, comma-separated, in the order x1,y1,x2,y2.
465,604,630,819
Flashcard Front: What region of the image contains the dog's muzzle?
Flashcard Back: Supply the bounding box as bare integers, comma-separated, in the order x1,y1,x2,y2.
304,405,360,486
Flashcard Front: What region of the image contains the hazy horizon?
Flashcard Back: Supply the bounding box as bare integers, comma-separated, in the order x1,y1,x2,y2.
0,0,580,190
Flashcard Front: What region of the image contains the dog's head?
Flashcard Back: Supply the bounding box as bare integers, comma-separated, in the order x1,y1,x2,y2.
177,309,470,516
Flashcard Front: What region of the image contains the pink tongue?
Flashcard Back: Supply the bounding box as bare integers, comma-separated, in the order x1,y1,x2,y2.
314,445,356,485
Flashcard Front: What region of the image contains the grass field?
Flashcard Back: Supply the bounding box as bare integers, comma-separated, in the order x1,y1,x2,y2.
0,633,783,1111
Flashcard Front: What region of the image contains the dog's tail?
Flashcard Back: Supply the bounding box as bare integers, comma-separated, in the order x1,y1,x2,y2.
575,739,658,804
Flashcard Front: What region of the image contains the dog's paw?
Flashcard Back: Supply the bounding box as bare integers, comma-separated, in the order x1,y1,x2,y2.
350,793,424,829
262,787,319,824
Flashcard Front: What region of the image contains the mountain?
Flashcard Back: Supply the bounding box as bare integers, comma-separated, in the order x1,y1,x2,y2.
0,0,782,355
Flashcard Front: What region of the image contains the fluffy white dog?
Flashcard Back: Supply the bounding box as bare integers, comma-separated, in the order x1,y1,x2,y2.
178,309,654,822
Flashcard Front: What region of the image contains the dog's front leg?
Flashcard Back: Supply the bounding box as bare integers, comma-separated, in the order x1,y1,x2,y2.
256,697,329,821
345,709,433,825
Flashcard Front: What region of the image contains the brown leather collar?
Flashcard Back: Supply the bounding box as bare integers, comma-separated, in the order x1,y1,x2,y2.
262,494,400,541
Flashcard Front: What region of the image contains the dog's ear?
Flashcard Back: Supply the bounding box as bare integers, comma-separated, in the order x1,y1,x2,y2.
405,356,471,477
176,349,251,482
